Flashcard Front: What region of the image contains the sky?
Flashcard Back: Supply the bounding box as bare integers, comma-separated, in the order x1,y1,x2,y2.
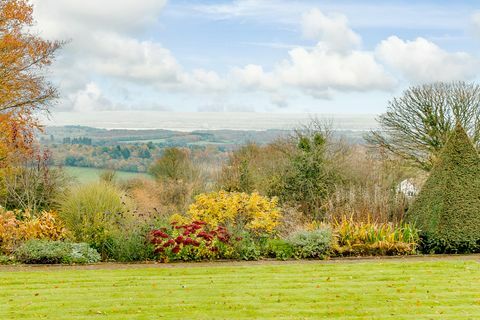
31,0,480,115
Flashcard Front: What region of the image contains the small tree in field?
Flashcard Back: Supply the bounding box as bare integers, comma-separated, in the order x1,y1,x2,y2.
367,82,480,171
407,124,480,253
149,147,198,182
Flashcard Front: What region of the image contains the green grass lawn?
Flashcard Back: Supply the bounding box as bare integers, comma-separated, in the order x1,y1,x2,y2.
1,259,479,319
63,166,152,184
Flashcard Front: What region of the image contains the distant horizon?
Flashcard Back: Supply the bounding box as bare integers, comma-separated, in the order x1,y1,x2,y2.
41,111,379,131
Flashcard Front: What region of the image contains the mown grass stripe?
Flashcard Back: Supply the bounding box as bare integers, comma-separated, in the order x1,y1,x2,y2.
0,260,479,319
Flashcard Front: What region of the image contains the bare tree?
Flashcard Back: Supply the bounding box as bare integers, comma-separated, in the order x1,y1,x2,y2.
366,82,480,171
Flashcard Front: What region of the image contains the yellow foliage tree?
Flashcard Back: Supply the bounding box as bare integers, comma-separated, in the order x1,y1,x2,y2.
0,0,62,167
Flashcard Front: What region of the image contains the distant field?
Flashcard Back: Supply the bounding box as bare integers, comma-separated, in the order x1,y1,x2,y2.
119,138,230,145
63,166,152,184
0,259,479,319
119,138,166,144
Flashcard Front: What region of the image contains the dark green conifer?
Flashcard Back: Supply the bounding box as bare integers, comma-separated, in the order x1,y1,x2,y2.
408,123,480,252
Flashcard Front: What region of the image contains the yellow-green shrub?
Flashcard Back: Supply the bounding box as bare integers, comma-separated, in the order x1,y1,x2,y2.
0,209,68,254
58,182,134,257
186,191,281,234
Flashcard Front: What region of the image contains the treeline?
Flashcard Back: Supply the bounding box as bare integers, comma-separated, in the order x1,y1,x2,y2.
48,143,227,173
62,137,92,145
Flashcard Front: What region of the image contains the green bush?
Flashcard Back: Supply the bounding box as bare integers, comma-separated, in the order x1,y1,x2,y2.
59,181,134,258
0,254,12,264
407,124,480,253
15,240,100,264
286,228,333,259
268,130,341,218
107,229,154,262
233,234,261,261
263,239,294,260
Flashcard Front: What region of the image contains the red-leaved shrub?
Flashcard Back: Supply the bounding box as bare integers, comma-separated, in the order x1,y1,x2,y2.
149,220,235,262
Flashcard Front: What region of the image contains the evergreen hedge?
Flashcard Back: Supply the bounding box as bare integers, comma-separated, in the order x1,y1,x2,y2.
407,124,480,253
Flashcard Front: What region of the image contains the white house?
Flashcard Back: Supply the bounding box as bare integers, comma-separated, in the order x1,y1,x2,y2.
397,179,419,198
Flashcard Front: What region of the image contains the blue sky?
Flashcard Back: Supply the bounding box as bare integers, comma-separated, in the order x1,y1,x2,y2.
31,0,480,114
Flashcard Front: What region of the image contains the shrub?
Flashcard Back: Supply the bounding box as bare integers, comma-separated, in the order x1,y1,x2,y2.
19,211,68,241
59,181,134,257
286,228,333,259
150,220,238,262
218,142,292,194
407,124,480,253
266,121,349,219
232,233,261,261
15,240,100,264
333,216,419,256
0,209,68,254
0,150,69,213
324,145,417,224
0,254,11,264
107,228,154,262
187,191,281,235
0,209,20,254
263,239,294,260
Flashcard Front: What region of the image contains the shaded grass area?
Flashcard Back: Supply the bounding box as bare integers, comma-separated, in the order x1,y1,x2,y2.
1,260,479,319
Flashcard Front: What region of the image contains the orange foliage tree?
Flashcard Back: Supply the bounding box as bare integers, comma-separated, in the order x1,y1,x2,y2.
0,0,62,167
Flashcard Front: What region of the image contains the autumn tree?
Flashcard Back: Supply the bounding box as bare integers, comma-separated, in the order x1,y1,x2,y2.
367,82,480,171
0,0,62,167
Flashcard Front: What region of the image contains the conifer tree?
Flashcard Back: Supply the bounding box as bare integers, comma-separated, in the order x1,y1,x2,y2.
408,123,480,253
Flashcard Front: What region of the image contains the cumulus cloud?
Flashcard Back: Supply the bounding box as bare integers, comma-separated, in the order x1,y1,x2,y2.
31,0,167,38
31,0,224,111
277,45,394,94
231,64,279,91
301,8,361,52
231,9,394,99
91,34,182,85
471,11,480,37
68,82,114,112
28,2,480,112
376,36,479,83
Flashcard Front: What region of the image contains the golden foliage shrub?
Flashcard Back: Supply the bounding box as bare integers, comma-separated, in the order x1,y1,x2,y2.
331,215,419,256
0,209,68,254
186,191,281,234
19,211,68,241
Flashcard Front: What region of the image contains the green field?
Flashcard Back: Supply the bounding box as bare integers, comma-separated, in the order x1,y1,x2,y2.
64,166,152,184
1,258,479,319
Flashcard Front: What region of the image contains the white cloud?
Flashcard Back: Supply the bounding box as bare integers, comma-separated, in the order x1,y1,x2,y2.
376,36,479,83
231,64,279,91
301,8,361,52
32,0,167,39
182,69,226,92
231,9,394,99
69,82,113,112
92,33,182,85
31,0,226,110
471,11,480,36
28,1,480,112
277,45,394,95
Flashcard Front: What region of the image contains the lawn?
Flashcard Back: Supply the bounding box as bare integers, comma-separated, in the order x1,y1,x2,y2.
0,259,479,319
